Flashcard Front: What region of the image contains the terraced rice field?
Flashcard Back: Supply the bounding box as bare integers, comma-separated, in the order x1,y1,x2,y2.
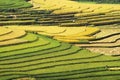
75,27,120,55
0,0,120,80
6,25,120,55
7,26,99,43
0,0,119,27
0,27,120,80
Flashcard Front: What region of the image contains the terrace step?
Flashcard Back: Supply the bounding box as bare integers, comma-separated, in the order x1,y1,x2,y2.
75,39,120,48
0,29,26,42
60,22,88,27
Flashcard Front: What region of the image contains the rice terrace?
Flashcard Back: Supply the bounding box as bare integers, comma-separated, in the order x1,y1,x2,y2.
0,0,120,80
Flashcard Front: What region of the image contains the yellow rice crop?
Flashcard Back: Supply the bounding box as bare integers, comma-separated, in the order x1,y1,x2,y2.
0,27,12,36
6,26,99,42
76,39,120,47
93,28,120,38
44,27,86,36
32,0,120,15
0,39,28,46
87,47,120,55
65,27,100,37
52,8,81,14
55,38,80,43
0,29,26,41
7,26,89,36
54,36,95,40
7,26,66,33
75,12,105,17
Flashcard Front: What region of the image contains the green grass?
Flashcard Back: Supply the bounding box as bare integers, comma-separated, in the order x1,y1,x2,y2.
0,0,32,10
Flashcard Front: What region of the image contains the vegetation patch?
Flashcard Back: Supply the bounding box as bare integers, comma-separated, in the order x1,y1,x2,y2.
0,0,32,11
